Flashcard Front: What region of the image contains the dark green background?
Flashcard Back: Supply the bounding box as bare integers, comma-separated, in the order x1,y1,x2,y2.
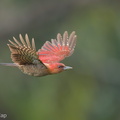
0,0,120,120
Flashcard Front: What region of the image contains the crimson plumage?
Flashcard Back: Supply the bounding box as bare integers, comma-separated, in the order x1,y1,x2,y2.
1,31,77,77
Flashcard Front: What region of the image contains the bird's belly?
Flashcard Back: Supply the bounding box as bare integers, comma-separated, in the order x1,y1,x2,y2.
19,64,49,77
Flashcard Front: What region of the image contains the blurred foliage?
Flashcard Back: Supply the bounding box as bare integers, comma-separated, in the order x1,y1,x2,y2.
0,0,120,120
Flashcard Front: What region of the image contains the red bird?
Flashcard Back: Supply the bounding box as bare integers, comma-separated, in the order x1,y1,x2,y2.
1,31,77,77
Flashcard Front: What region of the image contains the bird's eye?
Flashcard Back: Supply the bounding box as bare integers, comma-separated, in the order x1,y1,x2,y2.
58,65,64,68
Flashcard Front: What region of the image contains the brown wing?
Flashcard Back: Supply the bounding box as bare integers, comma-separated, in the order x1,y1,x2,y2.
8,34,43,65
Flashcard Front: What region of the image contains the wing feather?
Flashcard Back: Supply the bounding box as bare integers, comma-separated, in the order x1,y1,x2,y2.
8,34,42,65
19,34,27,47
32,38,36,51
38,31,77,63
25,34,31,48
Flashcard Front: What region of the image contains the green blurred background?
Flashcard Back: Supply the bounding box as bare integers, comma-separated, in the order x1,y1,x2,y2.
0,0,120,120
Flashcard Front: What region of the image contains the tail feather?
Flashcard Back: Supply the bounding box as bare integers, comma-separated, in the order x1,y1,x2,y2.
0,63,17,67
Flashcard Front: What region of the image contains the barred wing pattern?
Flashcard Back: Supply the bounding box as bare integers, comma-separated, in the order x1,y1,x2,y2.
38,31,77,63
8,34,40,65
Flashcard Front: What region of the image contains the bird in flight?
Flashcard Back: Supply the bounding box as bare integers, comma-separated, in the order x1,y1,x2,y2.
1,31,77,77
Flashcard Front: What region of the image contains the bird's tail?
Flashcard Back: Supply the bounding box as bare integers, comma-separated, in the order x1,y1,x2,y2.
0,63,17,67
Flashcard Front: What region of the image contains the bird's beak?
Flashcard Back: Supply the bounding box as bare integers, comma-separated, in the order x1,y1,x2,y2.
63,66,73,70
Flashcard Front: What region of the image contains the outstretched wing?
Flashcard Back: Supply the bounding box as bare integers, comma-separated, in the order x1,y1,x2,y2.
38,31,77,63
8,34,42,65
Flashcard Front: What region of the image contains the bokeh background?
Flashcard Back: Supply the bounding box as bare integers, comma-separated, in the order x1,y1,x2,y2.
0,0,120,120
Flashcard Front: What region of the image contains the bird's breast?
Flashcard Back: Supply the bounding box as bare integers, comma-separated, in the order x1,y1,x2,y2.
18,64,49,77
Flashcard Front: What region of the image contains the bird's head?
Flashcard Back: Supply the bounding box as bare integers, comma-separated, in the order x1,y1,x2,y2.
44,63,72,74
